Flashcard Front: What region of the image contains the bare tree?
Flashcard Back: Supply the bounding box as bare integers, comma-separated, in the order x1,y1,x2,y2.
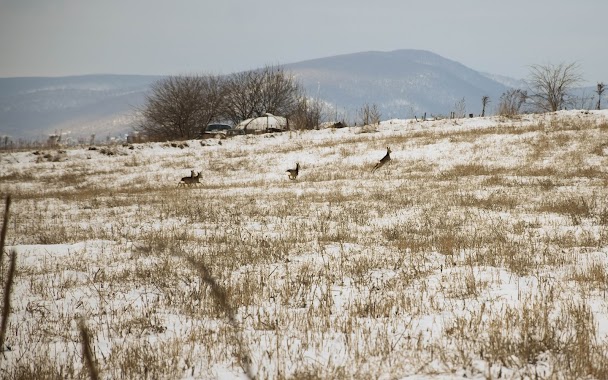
453,97,466,118
222,65,302,125
597,82,606,110
481,95,490,117
259,66,302,116
572,89,595,110
498,89,528,117
291,96,326,130
528,62,582,112
222,70,259,125
358,103,381,126
137,75,225,141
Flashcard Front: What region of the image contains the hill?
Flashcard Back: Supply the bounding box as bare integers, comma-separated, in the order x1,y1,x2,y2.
284,49,510,119
0,74,159,141
0,50,516,141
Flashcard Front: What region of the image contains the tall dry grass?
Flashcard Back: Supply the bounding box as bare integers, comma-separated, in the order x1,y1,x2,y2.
1,113,608,378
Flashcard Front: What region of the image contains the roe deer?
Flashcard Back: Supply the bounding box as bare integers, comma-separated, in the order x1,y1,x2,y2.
177,170,195,187
286,163,300,180
178,171,201,187
372,147,391,173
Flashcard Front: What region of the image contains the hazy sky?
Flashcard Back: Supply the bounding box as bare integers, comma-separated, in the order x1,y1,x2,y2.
1,0,605,83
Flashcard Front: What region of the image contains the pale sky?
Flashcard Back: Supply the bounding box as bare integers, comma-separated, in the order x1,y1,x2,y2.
0,0,605,84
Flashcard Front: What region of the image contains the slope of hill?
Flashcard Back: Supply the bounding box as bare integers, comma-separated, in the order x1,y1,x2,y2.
0,74,159,141
284,49,510,119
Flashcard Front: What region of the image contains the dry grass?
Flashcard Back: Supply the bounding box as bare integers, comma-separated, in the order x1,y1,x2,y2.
1,112,608,379
0,196,16,364
78,319,100,380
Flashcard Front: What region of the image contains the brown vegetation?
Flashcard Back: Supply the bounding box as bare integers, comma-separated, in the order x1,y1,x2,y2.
1,112,608,378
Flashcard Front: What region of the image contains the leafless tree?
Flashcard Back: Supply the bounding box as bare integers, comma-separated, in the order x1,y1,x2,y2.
572,89,595,110
222,65,302,125
528,62,582,112
481,95,490,117
498,89,528,117
453,97,466,118
358,103,381,126
597,82,606,110
291,96,326,130
259,66,302,116
137,75,225,141
221,70,259,125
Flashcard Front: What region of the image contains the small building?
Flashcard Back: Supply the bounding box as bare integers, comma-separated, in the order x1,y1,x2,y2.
235,113,288,134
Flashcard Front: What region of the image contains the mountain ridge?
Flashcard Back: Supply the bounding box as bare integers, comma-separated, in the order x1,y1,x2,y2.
284,49,510,119
0,49,517,141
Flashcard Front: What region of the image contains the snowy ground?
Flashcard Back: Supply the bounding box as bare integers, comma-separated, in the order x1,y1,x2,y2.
2,110,608,379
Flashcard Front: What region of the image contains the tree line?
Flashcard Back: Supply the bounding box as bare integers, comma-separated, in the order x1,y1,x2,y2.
138,62,605,141
450,63,604,119
493,62,605,117
136,65,325,141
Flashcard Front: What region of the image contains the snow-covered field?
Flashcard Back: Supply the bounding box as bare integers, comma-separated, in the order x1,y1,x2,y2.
2,110,608,379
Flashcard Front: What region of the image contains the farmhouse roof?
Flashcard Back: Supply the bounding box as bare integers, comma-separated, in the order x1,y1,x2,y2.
235,113,288,131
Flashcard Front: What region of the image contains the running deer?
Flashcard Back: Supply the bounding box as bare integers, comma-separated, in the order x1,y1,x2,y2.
286,163,300,180
372,147,392,173
178,171,201,187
